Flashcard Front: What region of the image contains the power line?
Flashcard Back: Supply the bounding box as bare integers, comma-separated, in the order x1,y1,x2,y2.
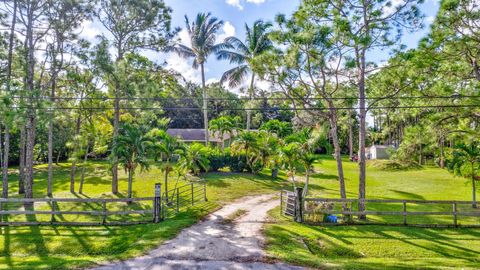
8,94,480,102
9,104,480,111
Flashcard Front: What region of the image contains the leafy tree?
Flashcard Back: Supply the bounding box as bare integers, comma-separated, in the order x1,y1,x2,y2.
95,0,173,194
111,124,150,199
280,142,301,188
448,141,480,208
168,13,228,145
209,116,235,151
231,131,259,172
178,143,210,176
298,0,424,217
260,120,293,138
147,129,184,202
217,20,273,130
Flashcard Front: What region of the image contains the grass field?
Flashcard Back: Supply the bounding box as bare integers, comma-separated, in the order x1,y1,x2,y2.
264,155,480,270
0,156,479,269
0,162,289,270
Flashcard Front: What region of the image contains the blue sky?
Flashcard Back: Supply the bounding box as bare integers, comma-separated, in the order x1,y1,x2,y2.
81,0,442,91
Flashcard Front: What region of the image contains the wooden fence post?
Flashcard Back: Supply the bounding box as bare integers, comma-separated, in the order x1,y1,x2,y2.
102,200,107,225
280,191,283,216
154,183,162,223
453,203,458,228
294,187,304,223
403,201,407,225
51,200,56,224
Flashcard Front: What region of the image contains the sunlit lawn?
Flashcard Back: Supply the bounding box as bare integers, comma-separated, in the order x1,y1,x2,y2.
0,161,289,270
264,155,480,270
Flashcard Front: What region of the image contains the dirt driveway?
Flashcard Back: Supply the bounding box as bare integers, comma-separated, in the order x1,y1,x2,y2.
92,194,304,270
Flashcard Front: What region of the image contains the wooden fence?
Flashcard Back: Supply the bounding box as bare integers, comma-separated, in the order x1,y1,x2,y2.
280,188,480,227
0,181,207,226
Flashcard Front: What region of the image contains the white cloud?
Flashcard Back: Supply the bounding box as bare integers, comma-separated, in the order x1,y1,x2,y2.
426,16,435,24
206,78,220,85
226,0,267,10
165,54,201,83
78,20,101,41
217,21,236,43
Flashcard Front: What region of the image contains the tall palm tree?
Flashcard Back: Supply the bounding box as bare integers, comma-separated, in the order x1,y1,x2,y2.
217,20,273,130
168,13,228,145
111,124,150,199
449,141,480,208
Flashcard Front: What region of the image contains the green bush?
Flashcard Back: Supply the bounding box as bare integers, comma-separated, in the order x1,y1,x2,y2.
369,160,422,171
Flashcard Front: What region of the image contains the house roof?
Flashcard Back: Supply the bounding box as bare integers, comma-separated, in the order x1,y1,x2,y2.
166,129,232,143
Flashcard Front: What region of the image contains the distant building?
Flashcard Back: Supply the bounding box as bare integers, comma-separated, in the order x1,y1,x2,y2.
365,145,392,160
166,129,235,148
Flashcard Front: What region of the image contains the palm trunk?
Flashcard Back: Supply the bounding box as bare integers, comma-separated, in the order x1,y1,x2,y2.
246,74,255,131
127,169,133,199
201,63,209,146
472,162,477,208
164,168,169,202
303,170,310,197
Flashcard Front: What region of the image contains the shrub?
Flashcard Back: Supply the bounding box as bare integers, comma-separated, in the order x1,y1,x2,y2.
369,160,422,171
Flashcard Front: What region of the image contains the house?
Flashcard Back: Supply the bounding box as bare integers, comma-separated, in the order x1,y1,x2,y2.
166,129,235,148
365,145,392,160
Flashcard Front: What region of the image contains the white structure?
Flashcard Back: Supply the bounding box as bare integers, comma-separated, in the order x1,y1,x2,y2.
365,145,391,160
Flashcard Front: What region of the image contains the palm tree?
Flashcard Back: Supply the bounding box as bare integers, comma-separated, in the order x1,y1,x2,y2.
231,131,259,172
449,141,480,208
209,116,234,151
298,153,318,197
178,143,210,176
147,129,184,202
168,13,228,145
256,131,281,175
111,124,150,199
280,142,301,188
217,20,273,130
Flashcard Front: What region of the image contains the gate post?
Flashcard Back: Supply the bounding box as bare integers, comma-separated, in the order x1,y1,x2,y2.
154,183,162,223
294,187,304,223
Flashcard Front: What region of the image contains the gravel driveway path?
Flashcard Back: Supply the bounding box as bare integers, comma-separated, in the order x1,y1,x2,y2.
92,194,304,270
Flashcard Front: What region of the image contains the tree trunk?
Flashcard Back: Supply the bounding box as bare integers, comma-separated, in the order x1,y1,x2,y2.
303,170,310,197
201,63,209,146
164,168,169,202
472,162,477,208
357,50,367,220
56,150,61,165
24,6,36,199
18,127,26,194
2,0,17,199
127,169,133,199
439,137,445,168
79,146,89,194
329,110,348,211
47,116,54,197
246,74,255,131
348,115,354,158
70,115,81,193
112,84,120,194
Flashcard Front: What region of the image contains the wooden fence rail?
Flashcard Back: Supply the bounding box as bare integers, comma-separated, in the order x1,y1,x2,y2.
0,181,207,226
280,188,480,228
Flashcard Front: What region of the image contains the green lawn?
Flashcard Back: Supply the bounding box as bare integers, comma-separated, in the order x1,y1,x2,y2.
264,156,480,269
0,162,289,270
1,156,479,269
